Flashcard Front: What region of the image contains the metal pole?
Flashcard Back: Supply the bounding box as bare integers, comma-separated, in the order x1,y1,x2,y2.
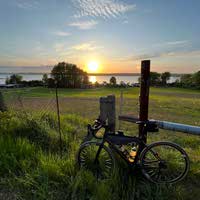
139,60,150,143
119,90,124,129
156,120,200,135
55,83,62,157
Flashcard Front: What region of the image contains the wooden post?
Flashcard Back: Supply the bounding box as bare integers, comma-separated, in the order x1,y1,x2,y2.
107,95,116,133
99,95,116,133
0,90,7,112
139,60,150,143
99,97,108,123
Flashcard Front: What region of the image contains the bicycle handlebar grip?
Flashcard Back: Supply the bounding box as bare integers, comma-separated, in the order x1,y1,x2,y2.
87,121,104,139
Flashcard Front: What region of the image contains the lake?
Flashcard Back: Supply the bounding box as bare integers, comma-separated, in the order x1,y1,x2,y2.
0,73,180,85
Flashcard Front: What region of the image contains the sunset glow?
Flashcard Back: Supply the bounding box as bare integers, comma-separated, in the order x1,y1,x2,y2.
87,61,99,73
0,1,200,73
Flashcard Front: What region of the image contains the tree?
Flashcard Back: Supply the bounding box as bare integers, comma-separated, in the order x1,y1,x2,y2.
42,74,48,86
50,62,89,88
102,81,107,86
180,74,192,87
110,76,117,86
138,77,141,84
6,74,22,84
120,81,126,87
161,72,171,85
94,81,100,88
150,72,161,85
47,78,55,88
192,71,200,88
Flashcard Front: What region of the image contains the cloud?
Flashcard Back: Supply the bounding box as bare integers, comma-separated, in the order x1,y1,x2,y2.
120,49,200,62
165,40,189,46
71,0,136,19
153,40,189,47
71,42,103,51
69,20,98,30
54,31,71,36
15,0,39,9
161,50,200,58
123,20,129,24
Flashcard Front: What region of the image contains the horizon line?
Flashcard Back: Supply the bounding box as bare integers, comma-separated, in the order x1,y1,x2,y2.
0,72,184,76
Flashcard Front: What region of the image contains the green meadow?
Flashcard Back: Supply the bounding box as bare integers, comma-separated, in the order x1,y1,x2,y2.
0,87,200,200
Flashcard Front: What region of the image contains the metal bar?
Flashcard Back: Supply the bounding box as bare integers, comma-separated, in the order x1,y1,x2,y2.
156,120,200,135
118,115,139,123
118,115,200,136
139,60,151,143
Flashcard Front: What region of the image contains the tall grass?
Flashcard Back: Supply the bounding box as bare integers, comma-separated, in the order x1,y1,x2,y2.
0,111,199,200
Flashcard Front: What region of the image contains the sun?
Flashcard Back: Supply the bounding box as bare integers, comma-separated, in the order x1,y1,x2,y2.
87,61,99,72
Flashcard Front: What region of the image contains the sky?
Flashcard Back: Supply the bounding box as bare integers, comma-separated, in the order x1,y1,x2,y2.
0,0,200,73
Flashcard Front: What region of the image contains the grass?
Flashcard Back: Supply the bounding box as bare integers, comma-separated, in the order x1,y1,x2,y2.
0,86,200,199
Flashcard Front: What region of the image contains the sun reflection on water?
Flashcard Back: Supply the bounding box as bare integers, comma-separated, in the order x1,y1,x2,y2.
89,76,97,84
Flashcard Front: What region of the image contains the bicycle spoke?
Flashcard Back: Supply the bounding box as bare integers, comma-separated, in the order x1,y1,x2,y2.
143,160,159,164
78,142,114,179
141,142,189,183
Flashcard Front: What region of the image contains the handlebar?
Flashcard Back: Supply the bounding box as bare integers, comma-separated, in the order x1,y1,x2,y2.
87,119,107,139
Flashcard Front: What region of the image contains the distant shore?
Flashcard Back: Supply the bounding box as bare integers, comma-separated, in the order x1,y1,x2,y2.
0,72,182,77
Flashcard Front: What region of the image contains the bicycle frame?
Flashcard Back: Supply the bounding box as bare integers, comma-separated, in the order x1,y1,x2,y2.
94,128,147,166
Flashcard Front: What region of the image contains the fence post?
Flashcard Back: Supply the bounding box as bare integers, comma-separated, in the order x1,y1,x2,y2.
99,97,108,123
107,95,116,133
99,95,116,133
139,60,150,143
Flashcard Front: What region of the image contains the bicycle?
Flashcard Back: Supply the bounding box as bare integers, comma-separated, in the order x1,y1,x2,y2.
77,119,190,184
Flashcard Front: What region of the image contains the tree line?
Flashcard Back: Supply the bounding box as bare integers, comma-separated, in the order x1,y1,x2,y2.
177,72,200,89
46,62,89,88
148,71,200,89
5,62,89,88
4,62,200,89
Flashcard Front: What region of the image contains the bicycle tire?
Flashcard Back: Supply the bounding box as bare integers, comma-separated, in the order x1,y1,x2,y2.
77,141,116,179
140,141,190,184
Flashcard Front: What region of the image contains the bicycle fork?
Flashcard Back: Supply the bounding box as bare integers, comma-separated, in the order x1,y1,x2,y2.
94,141,105,164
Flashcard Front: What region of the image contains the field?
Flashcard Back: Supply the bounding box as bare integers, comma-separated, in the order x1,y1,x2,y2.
0,86,200,200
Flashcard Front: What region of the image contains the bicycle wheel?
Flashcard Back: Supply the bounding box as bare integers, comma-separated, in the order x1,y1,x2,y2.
77,141,115,179
140,141,190,184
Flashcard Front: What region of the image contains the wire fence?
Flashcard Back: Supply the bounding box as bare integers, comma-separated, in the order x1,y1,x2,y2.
1,89,98,118
0,87,141,136
1,87,199,136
